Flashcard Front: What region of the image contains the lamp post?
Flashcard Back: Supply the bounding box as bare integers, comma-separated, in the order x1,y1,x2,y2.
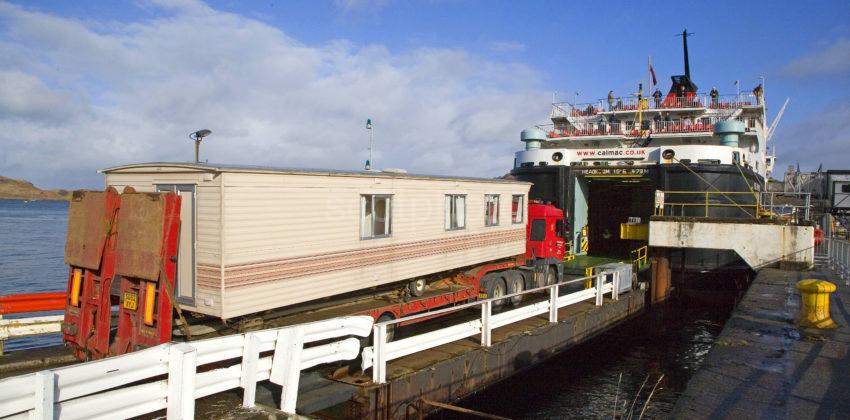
365,118,373,170
189,129,212,163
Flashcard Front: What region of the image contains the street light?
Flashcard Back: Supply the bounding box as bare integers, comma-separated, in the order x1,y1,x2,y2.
189,129,212,163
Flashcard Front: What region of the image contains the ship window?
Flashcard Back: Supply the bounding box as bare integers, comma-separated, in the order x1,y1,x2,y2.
445,195,466,230
512,195,524,224
485,195,500,226
361,194,392,239
841,184,850,193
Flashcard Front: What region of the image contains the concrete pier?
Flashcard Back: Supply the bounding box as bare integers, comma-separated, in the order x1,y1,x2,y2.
672,267,850,419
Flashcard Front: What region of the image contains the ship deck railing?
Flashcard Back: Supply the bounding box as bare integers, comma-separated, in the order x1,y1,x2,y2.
553,93,762,119
538,116,757,139
814,237,850,285
654,190,814,223
0,271,628,419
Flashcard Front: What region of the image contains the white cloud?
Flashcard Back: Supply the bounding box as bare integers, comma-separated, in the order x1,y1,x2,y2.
334,0,387,12
0,1,548,189
489,41,526,53
773,101,850,171
780,37,850,78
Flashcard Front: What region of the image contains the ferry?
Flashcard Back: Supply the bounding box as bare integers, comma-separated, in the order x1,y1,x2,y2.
511,30,780,272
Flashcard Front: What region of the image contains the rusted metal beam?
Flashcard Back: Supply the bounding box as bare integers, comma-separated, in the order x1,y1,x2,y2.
651,248,671,304
418,398,512,420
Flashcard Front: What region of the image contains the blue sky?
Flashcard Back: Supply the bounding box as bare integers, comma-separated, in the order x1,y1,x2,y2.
1,0,849,188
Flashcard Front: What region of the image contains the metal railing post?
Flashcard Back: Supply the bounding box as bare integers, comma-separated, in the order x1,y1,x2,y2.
372,324,387,384
481,301,492,347
805,194,810,221
841,246,850,286
167,343,197,420
595,274,604,306
612,272,620,301
33,370,55,420
549,285,559,323
827,239,833,269
240,333,261,407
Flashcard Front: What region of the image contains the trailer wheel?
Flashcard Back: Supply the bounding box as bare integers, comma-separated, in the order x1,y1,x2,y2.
482,273,508,309
407,279,426,297
376,313,396,342
507,271,524,306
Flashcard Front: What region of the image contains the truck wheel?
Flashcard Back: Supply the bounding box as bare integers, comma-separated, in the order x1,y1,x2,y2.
545,266,558,286
483,274,508,309
507,271,524,306
407,279,426,297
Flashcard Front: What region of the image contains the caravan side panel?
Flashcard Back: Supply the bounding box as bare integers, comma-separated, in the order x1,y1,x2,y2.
220,172,529,319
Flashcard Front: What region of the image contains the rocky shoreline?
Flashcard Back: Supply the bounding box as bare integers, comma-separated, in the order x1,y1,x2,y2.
0,175,70,201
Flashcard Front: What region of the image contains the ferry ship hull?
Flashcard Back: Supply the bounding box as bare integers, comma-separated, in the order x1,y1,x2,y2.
512,162,762,271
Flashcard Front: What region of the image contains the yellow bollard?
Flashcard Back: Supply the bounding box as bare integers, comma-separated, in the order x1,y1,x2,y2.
796,279,838,329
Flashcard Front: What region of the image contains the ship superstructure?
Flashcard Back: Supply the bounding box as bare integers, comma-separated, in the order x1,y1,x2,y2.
517,30,774,179
511,30,778,269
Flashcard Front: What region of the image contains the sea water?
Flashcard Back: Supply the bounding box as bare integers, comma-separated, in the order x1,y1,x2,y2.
0,199,69,351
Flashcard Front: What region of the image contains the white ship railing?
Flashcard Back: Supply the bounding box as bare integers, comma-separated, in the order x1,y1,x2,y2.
553,93,762,118
362,271,621,384
0,316,373,419
814,237,850,286
759,192,812,222
0,269,629,418
540,116,751,138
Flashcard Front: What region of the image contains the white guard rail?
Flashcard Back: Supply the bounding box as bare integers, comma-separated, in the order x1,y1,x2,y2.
0,315,64,351
816,237,850,285
363,271,621,384
0,315,373,419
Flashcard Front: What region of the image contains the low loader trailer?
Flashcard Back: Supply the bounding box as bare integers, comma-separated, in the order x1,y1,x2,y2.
59,163,568,360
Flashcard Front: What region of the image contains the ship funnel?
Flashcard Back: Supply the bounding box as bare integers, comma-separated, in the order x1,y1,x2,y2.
521,128,545,151
714,120,745,148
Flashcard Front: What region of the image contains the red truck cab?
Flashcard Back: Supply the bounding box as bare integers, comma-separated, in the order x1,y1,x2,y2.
526,202,566,261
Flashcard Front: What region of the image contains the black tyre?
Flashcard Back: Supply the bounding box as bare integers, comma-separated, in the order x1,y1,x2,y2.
545,266,558,286
483,273,508,309
407,279,426,297
506,271,524,306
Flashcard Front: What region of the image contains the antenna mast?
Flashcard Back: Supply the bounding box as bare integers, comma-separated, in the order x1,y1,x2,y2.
679,29,694,79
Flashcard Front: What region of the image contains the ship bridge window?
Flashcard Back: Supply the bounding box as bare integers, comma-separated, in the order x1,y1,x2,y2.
361,194,392,239
445,195,466,230
485,195,500,226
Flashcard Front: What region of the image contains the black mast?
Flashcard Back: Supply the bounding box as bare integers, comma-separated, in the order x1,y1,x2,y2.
680,29,693,79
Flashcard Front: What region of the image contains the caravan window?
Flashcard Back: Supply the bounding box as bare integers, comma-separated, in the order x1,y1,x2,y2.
512,195,524,224
361,195,392,239
445,195,466,230
485,195,500,226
